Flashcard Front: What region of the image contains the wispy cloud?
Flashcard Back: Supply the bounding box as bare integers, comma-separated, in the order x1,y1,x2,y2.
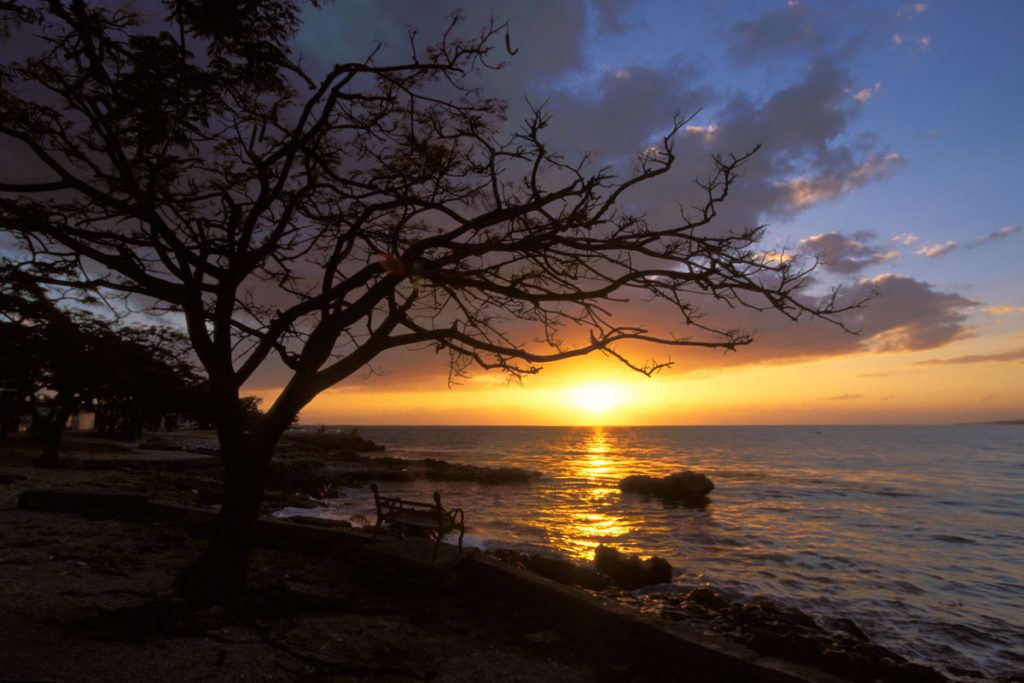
892,232,919,246
985,305,1024,316
971,225,1023,247
823,393,863,400
683,123,718,142
909,226,1017,259
914,348,1024,366
915,240,957,258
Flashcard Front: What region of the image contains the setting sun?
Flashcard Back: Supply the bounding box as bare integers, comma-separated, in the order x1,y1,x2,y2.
570,384,626,415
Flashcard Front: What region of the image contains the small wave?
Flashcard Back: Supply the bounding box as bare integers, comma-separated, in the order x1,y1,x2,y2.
931,534,980,545
710,470,769,480
929,620,1009,647
868,487,919,498
891,579,926,595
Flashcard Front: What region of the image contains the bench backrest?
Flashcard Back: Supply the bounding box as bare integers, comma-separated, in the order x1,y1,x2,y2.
371,483,447,522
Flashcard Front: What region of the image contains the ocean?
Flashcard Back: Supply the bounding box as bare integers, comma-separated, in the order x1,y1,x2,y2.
280,424,1024,679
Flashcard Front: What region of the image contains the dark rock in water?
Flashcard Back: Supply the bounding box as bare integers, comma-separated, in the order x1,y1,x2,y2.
339,455,540,486
490,549,613,591
593,545,672,589
281,429,386,454
826,616,870,643
619,470,714,505
995,673,1024,683
684,586,729,611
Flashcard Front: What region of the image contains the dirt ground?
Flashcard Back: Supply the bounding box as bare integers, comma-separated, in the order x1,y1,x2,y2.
0,435,661,683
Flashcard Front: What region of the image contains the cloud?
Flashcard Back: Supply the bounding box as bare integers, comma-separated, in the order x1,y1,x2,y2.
776,152,905,209
604,56,914,232
971,225,1023,247
914,348,1024,366
985,305,1024,316
922,225,1023,258
542,63,712,159
892,232,919,246
621,273,978,374
854,274,975,351
853,82,881,104
823,393,863,401
799,231,898,274
728,3,825,64
915,240,957,258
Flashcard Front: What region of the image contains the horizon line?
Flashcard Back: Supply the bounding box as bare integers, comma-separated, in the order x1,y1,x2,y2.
294,420,1023,428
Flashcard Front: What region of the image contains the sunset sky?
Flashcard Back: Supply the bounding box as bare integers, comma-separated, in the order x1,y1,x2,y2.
256,0,1023,426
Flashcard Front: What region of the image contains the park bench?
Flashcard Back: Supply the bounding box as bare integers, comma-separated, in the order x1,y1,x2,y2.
370,483,465,559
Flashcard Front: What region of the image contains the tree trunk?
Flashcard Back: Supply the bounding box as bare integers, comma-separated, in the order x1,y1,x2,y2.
35,404,68,468
172,424,281,607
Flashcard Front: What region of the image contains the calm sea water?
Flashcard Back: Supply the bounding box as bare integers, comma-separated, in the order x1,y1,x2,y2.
282,425,1024,679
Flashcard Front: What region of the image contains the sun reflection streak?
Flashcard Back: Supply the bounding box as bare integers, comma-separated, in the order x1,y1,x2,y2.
543,427,637,560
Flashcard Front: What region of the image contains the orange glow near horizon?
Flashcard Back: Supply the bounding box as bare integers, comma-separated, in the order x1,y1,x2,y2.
252,333,1024,425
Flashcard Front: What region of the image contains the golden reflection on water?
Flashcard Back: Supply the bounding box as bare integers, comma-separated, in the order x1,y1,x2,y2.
546,427,636,560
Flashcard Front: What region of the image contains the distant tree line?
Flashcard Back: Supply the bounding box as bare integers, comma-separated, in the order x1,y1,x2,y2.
0,260,252,465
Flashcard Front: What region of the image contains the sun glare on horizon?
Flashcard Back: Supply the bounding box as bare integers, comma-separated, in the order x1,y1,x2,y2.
570,383,626,417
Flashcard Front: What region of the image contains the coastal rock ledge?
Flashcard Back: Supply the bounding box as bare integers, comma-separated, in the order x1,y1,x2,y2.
619,470,714,505
594,545,673,589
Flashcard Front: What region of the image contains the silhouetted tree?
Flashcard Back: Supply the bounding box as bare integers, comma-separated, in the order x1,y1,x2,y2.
0,1,857,603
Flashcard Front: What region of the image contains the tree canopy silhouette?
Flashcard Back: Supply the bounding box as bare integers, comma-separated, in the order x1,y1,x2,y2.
0,260,205,460
0,1,856,603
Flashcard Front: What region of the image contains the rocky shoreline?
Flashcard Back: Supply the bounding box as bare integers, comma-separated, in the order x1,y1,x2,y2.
485,547,1014,683
2,431,1018,683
